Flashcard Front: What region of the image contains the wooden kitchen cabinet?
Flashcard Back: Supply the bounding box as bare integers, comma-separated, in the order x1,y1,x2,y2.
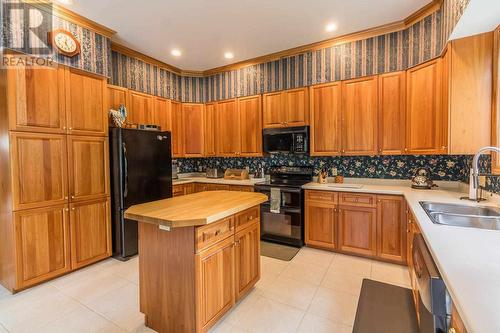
378,71,406,155
263,87,309,128
6,65,67,134
195,236,235,332
338,205,377,257
69,198,111,269
68,136,109,202
406,58,447,154
376,195,407,264
10,132,68,211
493,27,500,174
230,185,254,192
234,221,260,300
305,198,337,250
238,95,263,156
182,103,205,157
342,76,378,155
171,100,184,157
65,68,107,136
153,97,171,132
450,304,469,333
107,84,128,112
204,102,217,156
407,210,421,314
216,99,240,156
310,82,342,156
206,184,231,191
127,90,154,126
14,205,71,289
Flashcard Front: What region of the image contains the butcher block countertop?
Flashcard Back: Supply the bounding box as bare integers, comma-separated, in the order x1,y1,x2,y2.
124,190,267,228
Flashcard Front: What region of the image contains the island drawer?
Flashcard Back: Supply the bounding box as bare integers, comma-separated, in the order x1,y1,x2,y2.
196,216,234,252
235,206,260,231
339,192,376,207
306,190,337,203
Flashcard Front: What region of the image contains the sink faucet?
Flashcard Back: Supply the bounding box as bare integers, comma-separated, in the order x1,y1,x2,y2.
468,146,500,200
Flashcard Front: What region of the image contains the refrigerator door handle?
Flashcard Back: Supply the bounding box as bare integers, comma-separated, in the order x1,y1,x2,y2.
123,142,128,198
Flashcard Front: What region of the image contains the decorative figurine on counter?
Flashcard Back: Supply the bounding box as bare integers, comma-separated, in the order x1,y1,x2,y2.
109,105,127,127
318,168,328,184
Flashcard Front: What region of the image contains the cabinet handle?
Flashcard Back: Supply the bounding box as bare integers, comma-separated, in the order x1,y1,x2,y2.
248,215,253,220
441,146,447,149
215,230,221,236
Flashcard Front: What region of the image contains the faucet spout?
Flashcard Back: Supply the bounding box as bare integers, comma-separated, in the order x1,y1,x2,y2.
468,146,500,200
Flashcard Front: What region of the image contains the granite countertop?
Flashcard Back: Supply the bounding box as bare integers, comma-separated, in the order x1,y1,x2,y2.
303,179,500,333
124,191,267,228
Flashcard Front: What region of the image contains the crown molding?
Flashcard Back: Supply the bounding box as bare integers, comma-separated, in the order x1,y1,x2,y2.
404,0,443,26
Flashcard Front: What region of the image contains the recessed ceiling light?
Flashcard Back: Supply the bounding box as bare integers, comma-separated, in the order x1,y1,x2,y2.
171,49,182,57
224,52,234,59
325,23,337,32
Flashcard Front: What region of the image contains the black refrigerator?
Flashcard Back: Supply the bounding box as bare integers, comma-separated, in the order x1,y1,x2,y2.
109,128,172,260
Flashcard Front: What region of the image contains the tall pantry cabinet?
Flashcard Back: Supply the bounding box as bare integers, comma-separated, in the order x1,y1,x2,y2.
0,63,112,292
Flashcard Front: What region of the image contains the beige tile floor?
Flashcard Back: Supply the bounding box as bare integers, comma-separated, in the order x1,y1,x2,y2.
0,247,410,333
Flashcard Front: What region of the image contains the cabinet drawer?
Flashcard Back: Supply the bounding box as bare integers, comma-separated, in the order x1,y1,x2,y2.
306,190,337,203
235,206,260,231
230,185,254,192
196,216,234,252
172,185,185,197
339,193,376,207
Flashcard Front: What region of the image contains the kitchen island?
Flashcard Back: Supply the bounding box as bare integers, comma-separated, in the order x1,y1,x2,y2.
124,191,267,333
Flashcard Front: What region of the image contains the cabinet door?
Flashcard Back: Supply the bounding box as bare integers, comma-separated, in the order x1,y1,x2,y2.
206,184,231,191
262,91,285,128
283,87,309,126
171,100,184,157
205,103,217,156
378,72,406,155
66,69,107,136
195,237,234,331
14,205,71,289
68,136,109,202
310,82,342,156
10,132,68,210
406,59,446,154
376,195,406,263
127,90,154,125
238,95,262,156
234,222,260,300
194,183,209,193
69,198,111,269
153,97,171,132
342,76,378,155
217,99,240,156
107,85,128,111
338,206,377,257
305,201,337,250
172,184,186,197
182,103,205,157
7,65,66,133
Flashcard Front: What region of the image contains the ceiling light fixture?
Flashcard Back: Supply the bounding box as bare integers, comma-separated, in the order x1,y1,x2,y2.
325,23,337,32
171,49,182,57
224,52,234,59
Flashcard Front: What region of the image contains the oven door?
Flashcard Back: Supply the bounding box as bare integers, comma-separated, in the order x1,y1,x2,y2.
260,204,303,247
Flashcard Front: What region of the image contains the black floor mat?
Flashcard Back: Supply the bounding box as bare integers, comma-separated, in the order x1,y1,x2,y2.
353,279,419,333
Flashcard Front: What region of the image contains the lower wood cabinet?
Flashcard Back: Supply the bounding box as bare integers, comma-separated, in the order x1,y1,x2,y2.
376,195,407,263
172,183,195,197
234,221,260,300
305,200,337,250
69,198,112,269
338,205,377,257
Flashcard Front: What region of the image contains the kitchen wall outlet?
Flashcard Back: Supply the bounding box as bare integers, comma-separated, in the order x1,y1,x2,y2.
479,175,486,187
332,168,338,176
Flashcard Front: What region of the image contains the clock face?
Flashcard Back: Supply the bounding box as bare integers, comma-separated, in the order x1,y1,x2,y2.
49,30,81,57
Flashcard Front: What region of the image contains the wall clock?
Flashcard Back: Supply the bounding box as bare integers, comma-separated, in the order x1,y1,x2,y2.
48,29,81,57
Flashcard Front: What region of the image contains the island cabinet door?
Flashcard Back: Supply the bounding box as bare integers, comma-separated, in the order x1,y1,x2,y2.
234,221,260,300
196,237,235,333
338,206,377,257
376,195,407,264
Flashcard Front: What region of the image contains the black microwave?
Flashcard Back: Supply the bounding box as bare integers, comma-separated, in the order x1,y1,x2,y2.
262,126,309,155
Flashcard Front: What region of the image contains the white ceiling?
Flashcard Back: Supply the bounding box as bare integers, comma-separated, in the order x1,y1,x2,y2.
62,0,431,71
450,0,500,40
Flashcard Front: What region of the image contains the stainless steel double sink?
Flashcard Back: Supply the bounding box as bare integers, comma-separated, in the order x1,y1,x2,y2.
420,202,500,230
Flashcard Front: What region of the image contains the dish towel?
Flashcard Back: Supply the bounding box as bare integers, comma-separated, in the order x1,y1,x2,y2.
270,188,281,214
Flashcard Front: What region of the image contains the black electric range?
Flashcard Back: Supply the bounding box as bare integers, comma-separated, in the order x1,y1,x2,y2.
254,166,313,247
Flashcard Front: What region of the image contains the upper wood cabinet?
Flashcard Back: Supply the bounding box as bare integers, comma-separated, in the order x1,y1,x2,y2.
182,103,205,157
310,82,342,156
263,87,309,128
338,205,377,257
107,85,128,112
65,69,107,136
67,136,109,202
69,198,111,269
7,65,67,134
204,102,217,156
493,27,500,174
153,97,171,132
234,221,260,300
171,100,184,158
217,99,240,156
378,72,406,155
10,132,68,211
342,76,378,155
14,205,71,289
238,95,262,156
376,195,406,264
127,90,154,126
406,59,447,154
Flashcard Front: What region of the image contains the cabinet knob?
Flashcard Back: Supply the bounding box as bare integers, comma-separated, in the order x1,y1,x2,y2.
71,195,75,199
69,127,72,130
248,215,253,220
71,207,75,211
441,146,447,149
64,196,68,200
62,126,67,130
65,208,69,212
404,148,408,152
